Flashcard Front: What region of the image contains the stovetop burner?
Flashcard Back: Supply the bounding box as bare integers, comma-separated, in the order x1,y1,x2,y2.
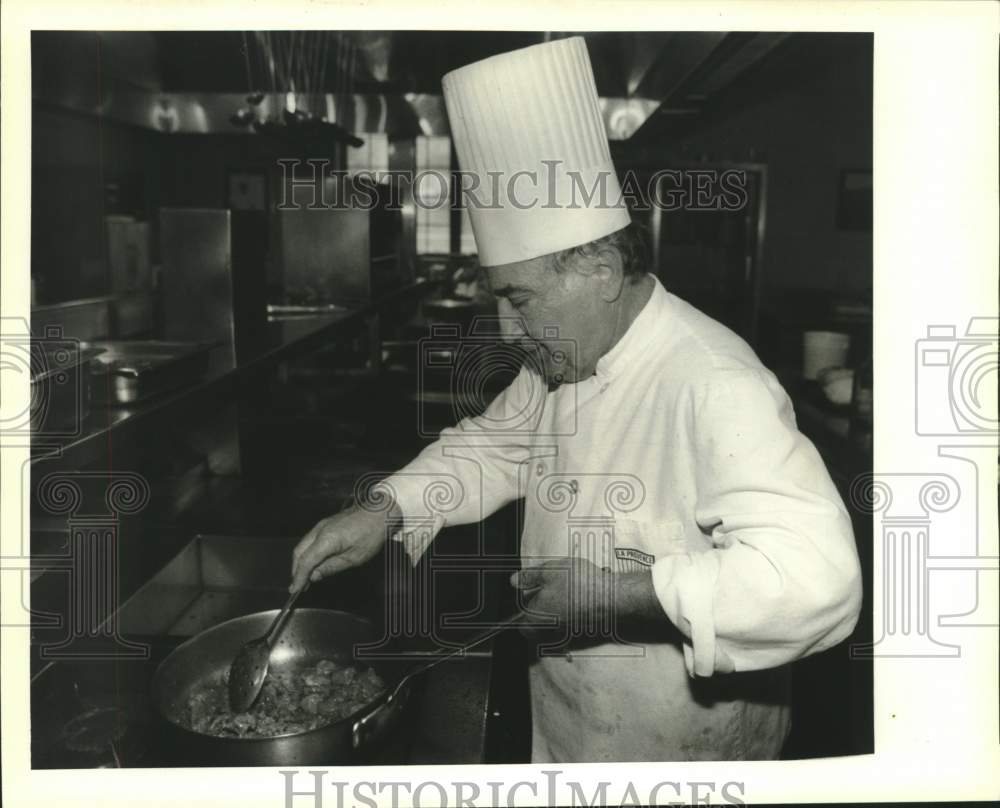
31,638,172,768
61,706,129,753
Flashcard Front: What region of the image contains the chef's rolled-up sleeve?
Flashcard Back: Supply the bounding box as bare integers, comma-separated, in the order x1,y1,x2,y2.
650,368,863,677
375,366,536,562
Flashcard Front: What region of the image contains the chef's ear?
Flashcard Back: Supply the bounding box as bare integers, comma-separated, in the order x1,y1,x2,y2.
591,244,625,303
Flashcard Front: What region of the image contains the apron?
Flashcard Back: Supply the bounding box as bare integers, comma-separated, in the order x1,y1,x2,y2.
521,507,792,762
518,382,793,763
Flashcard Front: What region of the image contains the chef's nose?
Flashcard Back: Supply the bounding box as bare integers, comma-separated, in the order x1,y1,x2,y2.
496,299,528,343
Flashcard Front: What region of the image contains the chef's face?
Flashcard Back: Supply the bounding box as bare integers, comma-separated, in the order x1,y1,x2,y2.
486,252,620,384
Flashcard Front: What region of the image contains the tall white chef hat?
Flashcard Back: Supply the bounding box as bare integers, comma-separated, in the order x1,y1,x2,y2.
442,36,631,267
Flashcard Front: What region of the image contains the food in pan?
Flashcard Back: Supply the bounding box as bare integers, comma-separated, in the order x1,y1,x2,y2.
181,659,385,738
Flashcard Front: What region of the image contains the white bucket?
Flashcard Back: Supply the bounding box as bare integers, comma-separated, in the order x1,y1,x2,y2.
802,331,851,380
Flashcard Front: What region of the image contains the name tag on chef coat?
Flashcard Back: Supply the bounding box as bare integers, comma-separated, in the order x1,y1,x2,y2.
614,546,656,573
607,516,688,574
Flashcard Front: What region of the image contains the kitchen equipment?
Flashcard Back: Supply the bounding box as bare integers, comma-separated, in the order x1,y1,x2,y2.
30,344,105,434
265,302,349,322
116,534,313,638
370,611,523,697
227,584,308,712
31,625,496,769
850,356,874,442
818,367,855,407
275,207,371,308
802,330,851,380
853,358,873,420
153,609,409,765
105,215,134,293
106,216,152,294
31,297,112,342
84,340,214,404
113,293,155,338
422,296,478,327
152,608,521,765
160,208,236,368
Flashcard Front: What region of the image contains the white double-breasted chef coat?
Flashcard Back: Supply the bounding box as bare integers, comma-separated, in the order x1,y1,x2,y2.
382,275,863,762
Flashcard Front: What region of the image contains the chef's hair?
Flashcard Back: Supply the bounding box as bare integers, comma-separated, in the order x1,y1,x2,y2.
548,221,649,282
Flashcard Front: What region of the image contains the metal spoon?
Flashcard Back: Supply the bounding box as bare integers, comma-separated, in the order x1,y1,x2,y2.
227,583,308,713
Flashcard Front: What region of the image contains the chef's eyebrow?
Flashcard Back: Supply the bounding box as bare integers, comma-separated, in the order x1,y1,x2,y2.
490,284,533,298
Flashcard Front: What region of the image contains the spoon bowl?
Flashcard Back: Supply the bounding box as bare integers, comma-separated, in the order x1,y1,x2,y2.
227,584,307,712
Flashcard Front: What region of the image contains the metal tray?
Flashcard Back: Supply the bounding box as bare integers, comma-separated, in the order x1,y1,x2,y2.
83,340,215,404
116,534,299,638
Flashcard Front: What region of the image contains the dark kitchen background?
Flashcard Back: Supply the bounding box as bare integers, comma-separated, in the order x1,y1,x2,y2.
28,31,873,768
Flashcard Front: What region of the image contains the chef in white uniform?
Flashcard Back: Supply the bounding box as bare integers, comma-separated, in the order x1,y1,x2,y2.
291,37,863,763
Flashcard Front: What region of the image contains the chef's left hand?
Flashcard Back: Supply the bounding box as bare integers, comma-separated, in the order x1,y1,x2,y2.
510,557,665,640
510,557,613,638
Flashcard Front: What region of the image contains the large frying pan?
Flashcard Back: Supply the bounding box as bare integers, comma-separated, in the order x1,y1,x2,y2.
151,609,413,766
152,608,522,766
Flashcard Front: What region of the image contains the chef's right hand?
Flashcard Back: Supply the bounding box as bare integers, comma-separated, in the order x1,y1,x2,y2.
289,501,401,593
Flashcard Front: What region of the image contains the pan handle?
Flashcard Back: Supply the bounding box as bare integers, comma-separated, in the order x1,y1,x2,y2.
351,612,525,749
398,611,526,682
351,686,410,749
352,612,526,749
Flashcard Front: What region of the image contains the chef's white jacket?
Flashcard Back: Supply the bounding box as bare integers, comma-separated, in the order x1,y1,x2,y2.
381,275,863,762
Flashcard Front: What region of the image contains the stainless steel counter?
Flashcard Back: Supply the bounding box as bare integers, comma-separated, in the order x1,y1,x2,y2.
30,280,431,471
